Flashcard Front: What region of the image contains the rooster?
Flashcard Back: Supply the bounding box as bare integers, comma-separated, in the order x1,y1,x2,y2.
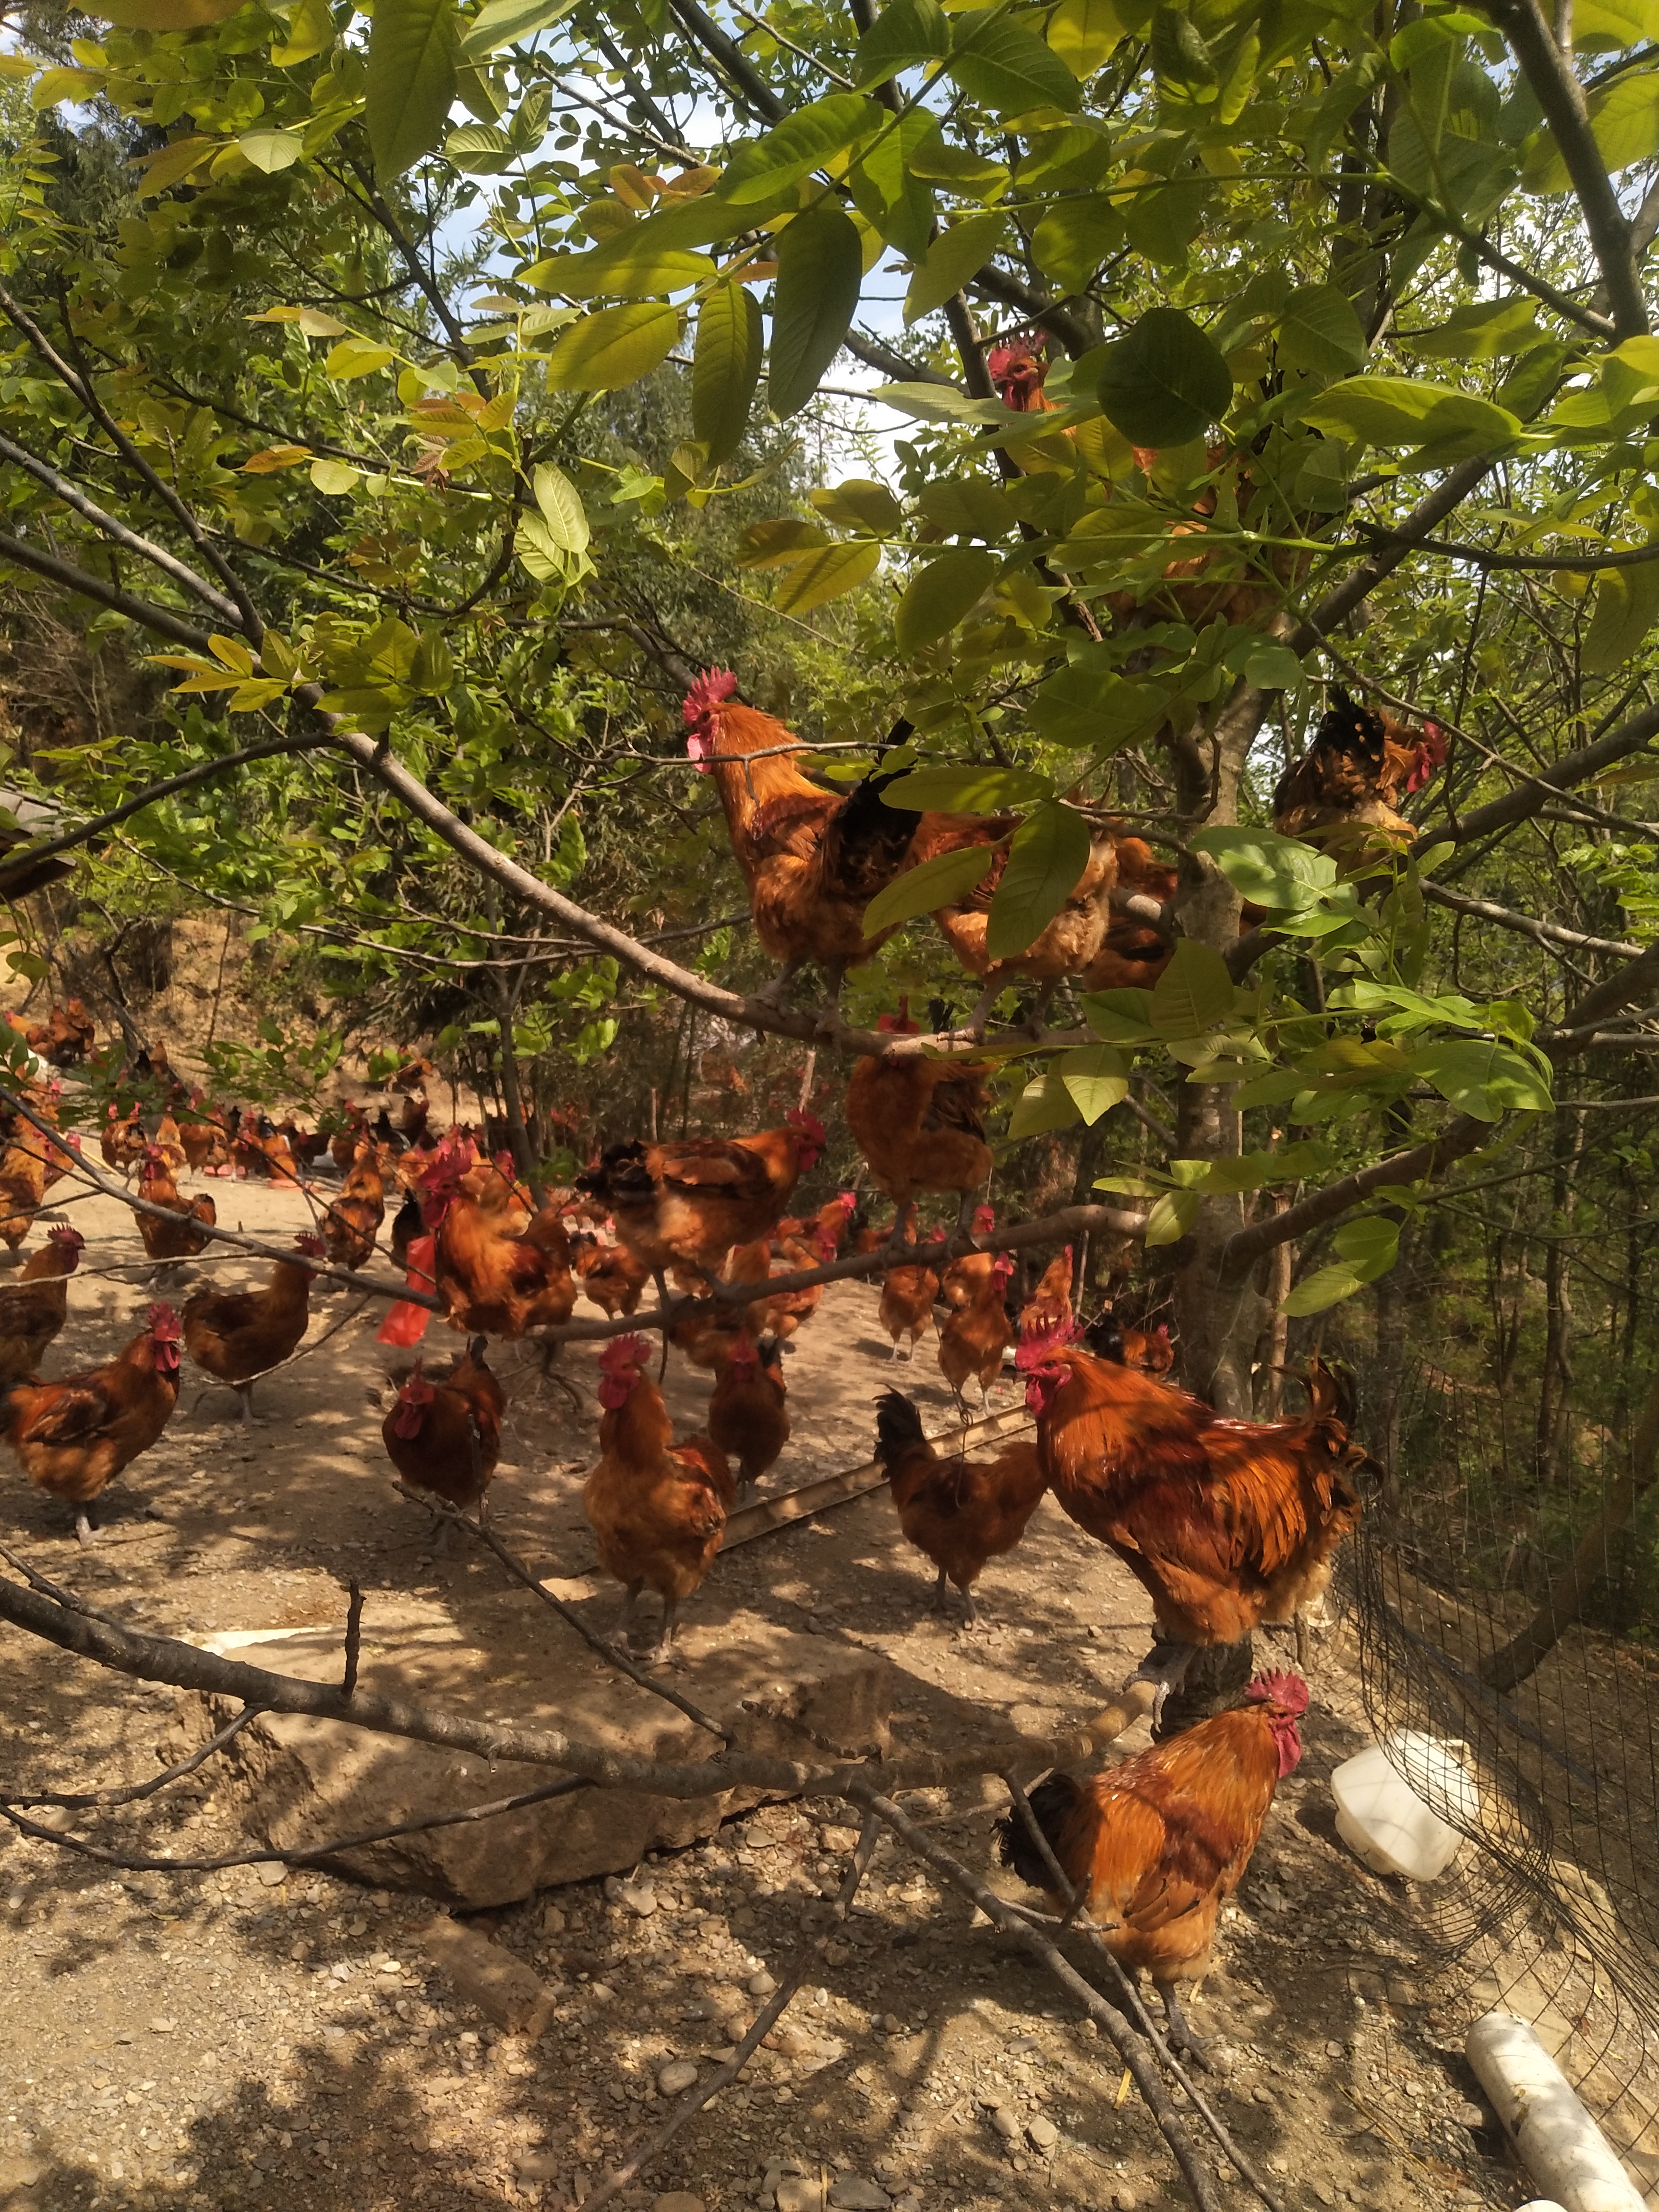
582,1332,734,1653
1020,1245,1074,1337
997,1671,1308,2055
24,999,96,1069
322,1139,385,1272
182,1231,325,1427
382,1337,504,1526
683,670,922,999
1273,687,1447,853
1016,1318,1371,1715
179,1093,231,1178
939,1250,1016,1414
874,1390,1047,1623
380,1138,575,1345
135,1145,217,1266
0,1225,84,1384
2,1301,182,1543
330,1105,370,1176
571,1228,651,1319
101,1102,146,1179
844,1008,992,1213
708,1334,789,1499
576,1111,827,1290
878,1204,942,1362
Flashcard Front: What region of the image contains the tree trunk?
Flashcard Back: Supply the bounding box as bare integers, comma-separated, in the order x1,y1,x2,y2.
1536,1110,1585,1485
1372,1214,1410,1511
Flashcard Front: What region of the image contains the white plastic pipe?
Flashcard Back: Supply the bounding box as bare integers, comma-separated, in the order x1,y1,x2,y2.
1467,2013,1646,2212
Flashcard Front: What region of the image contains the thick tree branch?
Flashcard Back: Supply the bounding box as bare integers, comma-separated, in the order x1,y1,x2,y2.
0,533,214,651
1411,700,1659,850
1420,882,1641,958
1286,458,1497,653
667,0,785,118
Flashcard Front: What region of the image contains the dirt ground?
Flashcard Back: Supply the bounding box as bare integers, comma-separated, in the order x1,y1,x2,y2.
0,1172,1550,2212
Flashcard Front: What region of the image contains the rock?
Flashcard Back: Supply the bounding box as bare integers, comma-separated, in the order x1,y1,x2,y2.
657,2060,699,2096
747,1971,778,1997
820,1827,861,1853
1027,2117,1058,2152
989,2108,1021,2143
541,1905,566,1936
775,2182,823,2212
517,2154,565,2181
1109,2188,1136,2210
148,2017,176,2035
652,2195,705,2212
827,2180,889,2210
255,1860,287,1886
606,1877,658,1917
1454,2101,1488,2129
178,1602,894,1907
420,1917,553,2036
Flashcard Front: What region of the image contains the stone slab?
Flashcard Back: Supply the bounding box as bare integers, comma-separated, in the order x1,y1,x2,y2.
180,1589,893,1905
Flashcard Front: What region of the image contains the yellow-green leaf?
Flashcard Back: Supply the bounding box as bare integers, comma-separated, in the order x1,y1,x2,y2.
272,0,336,63
903,211,1006,324
894,547,998,651
131,135,216,196
367,0,459,183
1059,1041,1128,1123
864,841,998,934
1150,939,1235,1038
532,461,589,552
693,284,764,465
1143,1188,1202,1247
239,128,304,172
543,301,678,392
325,337,396,380
772,537,881,614
96,0,240,24
241,445,312,473
1583,556,1659,672
310,458,360,493
1046,0,1125,75
986,800,1092,960
1008,1070,1082,1139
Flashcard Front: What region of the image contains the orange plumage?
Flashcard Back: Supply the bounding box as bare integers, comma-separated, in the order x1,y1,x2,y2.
844,1010,992,1208
1273,688,1447,854
183,1232,324,1426
878,1205,941,1362
583,1333,734,1651
0,1226,84,1384
3,1301,182,1542
1020,1245,1073,1337
322,1140,385,1272
997,1671,1308,2051
571,1229,651,1318
939,1251,1016,1412
136,1147,217,1263
418,1142,577,1338
575,1112,827,1285
874,1390,1047,1622
382,1337,504,1516
707,1334,790,1497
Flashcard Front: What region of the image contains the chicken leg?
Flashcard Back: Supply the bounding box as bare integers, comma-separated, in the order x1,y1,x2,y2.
1127,1639,1199,1729
73,1507,96,1546
1155,1981,1210,2065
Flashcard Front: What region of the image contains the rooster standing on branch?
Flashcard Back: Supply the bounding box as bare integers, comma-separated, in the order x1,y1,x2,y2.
1274,686,1448,855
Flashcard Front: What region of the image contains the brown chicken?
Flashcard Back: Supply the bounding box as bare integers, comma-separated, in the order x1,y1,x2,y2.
582,1332,734,1652
571,1229,651,1318
2,1300,182,1542
1273,688,1447,855
997,1670,1308,2053
575,1112,827,1287
235,1113,301,1187
754,1224,838,1343
153,1110,188,1174
879,1205,942,1362
906,813,1119,1023
24,999,96,1068
939,1210,999,1311
0,1225,85,1384
845,1010,992,1211
182,1231,325,1426
382,1336,504,1522
102,1102,146,1177
0,1132,47,1253
939,1251,1016,1413
330,1105,370,1176
135,1146,217,1265
323,1140,385,1272
1017,1318,1371,1713
874,1389,1048,1622
179,1092,231,1177
1020,1245,1074,1336
707,1334,790,1498
683,671,923,997
415,1141,576,1338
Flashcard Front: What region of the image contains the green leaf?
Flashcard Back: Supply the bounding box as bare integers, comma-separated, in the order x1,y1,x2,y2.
94,0,240,23
1032,196,1125,292
1046,0,1126,76
1190,826,1337,910
916,475,1018,540
366,0,458,183
239,128,305,173
445,122,515,173
543,235,716,299
1081,987,1156,1042
543,301,678,391
894,547,1000,651
1574,0,1659,48
1525,67,1659,192
769,200,863,420
693,284,764,464
1409,1039,1553,1119
532,462,589,552
736,517,830,567
1150,939,1235,1038
1332,1214,1401,1281
1280,1263,1367,1315
845,109,938,259
460,0,578,54
1096,308,1232,449
1059,1041,1129,1123
1582,556,1659,672
1403,294,1540,359
986,802,1092,960
854,0,951,85
1008,1071,1083,1139
864,842,998,933
720,95,880,204
325,337,396,379
904,212,1008,324
1275,283,1367,377
310,458,359,493
1143,1188,1201,1247
1299,374,1521,453
879,763,1050,812
947,9,1082,115
772,537,881,613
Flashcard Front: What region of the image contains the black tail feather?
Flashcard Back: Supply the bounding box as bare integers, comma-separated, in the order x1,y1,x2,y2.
874,1388,926,1468
995,1774,1081,1891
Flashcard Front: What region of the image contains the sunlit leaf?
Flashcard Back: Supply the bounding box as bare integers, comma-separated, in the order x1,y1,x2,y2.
1143,1188,1201,1246
1096,308,1232,447
854,0,951,85
1008,1070,1083,1138
1059,1041,1129,1123
947,10,1081,114
772,536,881,613
986,802,1092,959
693,283,764,464
543,301,678,391
366,0,458,182
903,212,1007,324
533,462,589,552
894,547,1000,650
769,200,863,420
864,842,999,933
720,95,880,204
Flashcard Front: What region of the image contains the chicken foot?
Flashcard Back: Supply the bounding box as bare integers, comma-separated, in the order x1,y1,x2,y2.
751,957,805,1010
1154,1981,1211,2065
1127,1639,1199,1729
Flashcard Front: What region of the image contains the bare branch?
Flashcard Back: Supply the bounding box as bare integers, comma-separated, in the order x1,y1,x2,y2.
1420,881,1641,958
0,532,215,651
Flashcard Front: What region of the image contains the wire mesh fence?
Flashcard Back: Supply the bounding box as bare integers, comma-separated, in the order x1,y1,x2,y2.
1343,1356,1659,2179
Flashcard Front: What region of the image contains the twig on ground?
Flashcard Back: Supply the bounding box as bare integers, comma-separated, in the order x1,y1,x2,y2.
342,1579,364,1698
3,1699,269,1810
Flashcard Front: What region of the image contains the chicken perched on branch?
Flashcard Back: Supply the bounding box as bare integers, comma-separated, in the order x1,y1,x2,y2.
135,1146,216,1266
576,1111,826,1289
1273,687,1447,854
1020,1246,1073,1337
939,1210,998,1311
382,1338,504,1525
322,1140,385,1272
1017,1319,1371,1715
583,1332,733,1653
684,670,922,998
874,1391,1047,1623
183,1232,325,1427
0,1226,84,1385
23,999,96,1068
2,1301,181,1544
571,1228,651,1319
939,1251,1016,1414
844,1007,991,1212
906,813,1120,1023
708,1334,789,1499
425,1143,576,1338
997,1671,1308,2055
879,1205,942,1362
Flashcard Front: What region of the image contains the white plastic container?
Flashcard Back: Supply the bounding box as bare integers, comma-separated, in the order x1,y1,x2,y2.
1330,1730,1478,1879
1468,2013,1647,2212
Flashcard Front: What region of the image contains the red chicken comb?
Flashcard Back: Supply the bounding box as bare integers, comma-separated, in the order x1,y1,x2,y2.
787,1107,828,1147
1015,1313,1081,1369
1404,721,1449,794
1245,1670,1309,1715
683,669,739,765
47,1224,84,1247
397,1360,434,1404
972,1204,996,1233
294,1232,327,1259
147,1301,182,1337
599,1332,652,1373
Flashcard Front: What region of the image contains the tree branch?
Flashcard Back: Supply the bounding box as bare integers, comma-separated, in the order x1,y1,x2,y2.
0,533,214,651
1411,699,1659,851
1420,881,1641,959
1286,458,1497,654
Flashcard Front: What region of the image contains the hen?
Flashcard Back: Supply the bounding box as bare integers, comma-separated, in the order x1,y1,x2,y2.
330,1106,370,1176
182,1231,325,1426
0,1226,84,1385
425,1144,576,1338
1020,1245,1074,1336
939,1251,1016,1413
323,1140,385,1272
102,1102,146,1178
24,999,96,1068
684,670,922,997
2,1300,182,1543
939,1212,999,1311
136,1146,217,1266
708,1334,790,1499
906,813,1119,1023
571,1228,651,1318
997,1670,1308,2054
576,1111,826,1288
179,1093,231,1177
382,1337,505,1524
1017,1320,1371,1712
874,1390,1047,1623
844,1009,991,1213
1273,688,1447,853
582,1332,733,1653
878,1205,942,1362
